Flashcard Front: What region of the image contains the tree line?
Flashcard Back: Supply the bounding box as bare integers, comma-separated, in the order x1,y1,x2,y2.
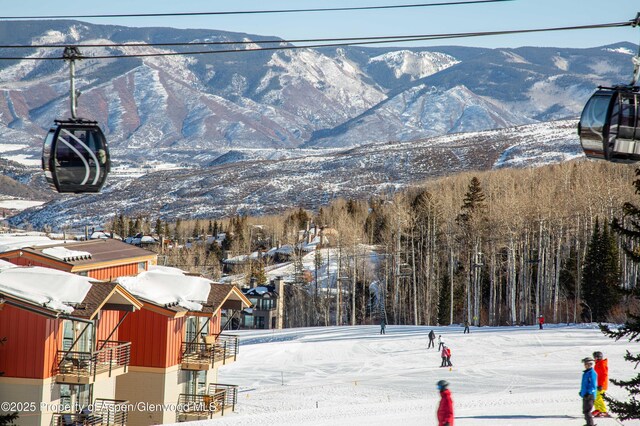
107,159,640,327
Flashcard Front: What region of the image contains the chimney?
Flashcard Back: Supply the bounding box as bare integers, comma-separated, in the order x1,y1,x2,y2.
276,277,285,329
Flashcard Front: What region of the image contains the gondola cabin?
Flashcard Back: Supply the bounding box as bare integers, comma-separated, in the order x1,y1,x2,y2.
579,85,640,162
42,119,110,193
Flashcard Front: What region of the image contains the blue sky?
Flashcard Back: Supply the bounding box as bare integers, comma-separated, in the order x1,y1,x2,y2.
2,0,639,49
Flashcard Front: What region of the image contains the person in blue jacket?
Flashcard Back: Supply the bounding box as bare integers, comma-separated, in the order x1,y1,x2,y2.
580,357,598,426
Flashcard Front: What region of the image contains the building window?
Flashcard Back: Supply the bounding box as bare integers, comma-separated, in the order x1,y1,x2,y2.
59,384,93,411
137,262,147,273
76,271,88,277
184,370,207,395
244,315,254,328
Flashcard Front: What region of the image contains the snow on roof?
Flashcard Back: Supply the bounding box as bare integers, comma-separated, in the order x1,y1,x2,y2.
125,235,157,245
0,266,92,313
0,235,54,253
90,231,122,240
276,245,294,255
0,259,16,270
116,265,211,311
42,247,92,262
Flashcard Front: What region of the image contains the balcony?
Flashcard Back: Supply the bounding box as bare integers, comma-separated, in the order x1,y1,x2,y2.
175,383,237,422
181,334,239,371
55,340,131,384
51,398,128,425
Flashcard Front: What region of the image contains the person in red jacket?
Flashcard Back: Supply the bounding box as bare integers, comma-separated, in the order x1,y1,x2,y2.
592,351,609,417
538,315,545,329
437,379,454,426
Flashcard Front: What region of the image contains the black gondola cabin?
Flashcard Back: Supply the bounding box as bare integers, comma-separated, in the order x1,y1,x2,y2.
579,86,640,162
41,119,110,193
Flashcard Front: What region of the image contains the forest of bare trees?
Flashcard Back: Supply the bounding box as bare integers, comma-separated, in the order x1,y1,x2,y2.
108,159,640,328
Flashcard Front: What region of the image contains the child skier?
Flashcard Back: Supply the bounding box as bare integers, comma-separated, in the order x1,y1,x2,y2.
440,346,448,367
580,357,598,426
593,351,609,417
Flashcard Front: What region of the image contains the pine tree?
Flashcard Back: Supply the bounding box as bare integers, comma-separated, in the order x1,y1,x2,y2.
193,219,201,239
582,218,621,322
600,319,640,420
601,168,640,420
249,260,268,286
456,176,487,227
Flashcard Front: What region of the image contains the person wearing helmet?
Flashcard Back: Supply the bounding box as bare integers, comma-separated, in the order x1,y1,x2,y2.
580,357,598,426
437,380,454,426
592,351,609,417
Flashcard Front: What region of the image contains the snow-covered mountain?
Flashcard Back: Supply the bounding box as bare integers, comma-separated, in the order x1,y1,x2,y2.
0,21,636,228
0,20,635,161
8,119,582,229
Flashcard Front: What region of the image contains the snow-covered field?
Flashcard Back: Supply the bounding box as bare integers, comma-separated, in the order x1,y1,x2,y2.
175,325,640,426
0,199,46,210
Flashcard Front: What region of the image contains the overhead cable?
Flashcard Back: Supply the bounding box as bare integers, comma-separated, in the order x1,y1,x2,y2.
0,0,514,20
0,20,632,61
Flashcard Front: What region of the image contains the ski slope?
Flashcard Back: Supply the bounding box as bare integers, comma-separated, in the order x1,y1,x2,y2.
173,325,640,425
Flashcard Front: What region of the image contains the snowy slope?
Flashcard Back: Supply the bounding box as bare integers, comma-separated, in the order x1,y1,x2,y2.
170,325,640,426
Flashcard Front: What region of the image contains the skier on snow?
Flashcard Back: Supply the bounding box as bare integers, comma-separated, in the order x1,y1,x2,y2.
580,356,598,426
428,329,436,349
592,351,610,418
436,379,454,426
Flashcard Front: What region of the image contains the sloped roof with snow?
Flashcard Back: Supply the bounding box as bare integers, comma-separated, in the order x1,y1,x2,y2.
0,266,92,313
116,265,211,311
7,239,156,266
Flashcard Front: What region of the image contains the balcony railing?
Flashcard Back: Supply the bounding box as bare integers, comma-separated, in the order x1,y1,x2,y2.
175,390,228,421
181,334,239,370
207,383,238,411
55,340,131,384
51,399,128,425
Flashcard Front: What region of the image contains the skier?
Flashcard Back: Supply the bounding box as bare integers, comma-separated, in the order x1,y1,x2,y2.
380,318,386,335
592,351,609,417
580,357,598,426
440,345,448,367
436,379,454,426
463,320,470,334
445,346,453,367
428,329,436,349
438,335,445,350
538,315,545,330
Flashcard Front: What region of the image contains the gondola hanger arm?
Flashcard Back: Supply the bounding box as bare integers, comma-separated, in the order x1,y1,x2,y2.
62,46,83,120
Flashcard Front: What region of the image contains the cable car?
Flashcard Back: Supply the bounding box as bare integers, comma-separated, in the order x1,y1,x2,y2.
41,119,110,193
578,85,640,162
